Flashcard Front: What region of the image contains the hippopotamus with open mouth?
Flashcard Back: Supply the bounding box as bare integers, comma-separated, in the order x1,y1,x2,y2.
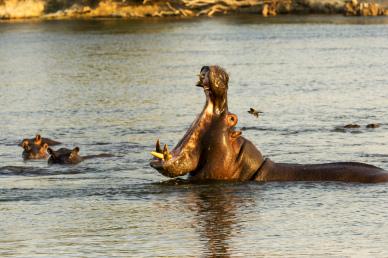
150,65,388,183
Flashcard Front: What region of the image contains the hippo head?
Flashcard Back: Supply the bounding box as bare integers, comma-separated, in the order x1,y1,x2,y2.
150,66,264,181
21,134,49,160
48,147,82,165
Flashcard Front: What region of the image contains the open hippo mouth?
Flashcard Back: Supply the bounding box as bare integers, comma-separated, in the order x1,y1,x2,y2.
150,66,262,180
150,66,229,177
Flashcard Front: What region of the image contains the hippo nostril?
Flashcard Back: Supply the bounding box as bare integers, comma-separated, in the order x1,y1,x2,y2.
200,66,210,73
227,114,238,127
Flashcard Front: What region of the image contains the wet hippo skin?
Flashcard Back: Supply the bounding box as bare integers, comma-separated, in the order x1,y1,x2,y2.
48,147,113,165
150,66,388,183
20,134,58,160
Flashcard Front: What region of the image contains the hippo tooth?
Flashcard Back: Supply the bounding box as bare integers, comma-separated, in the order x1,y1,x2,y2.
150,151,164,160
156,139,162,153
163,144,172,161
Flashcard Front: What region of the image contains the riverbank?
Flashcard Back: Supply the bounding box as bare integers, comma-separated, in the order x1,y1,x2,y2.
1,0,388,20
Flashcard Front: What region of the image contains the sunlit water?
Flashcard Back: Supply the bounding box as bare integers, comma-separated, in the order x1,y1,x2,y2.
1,15,388,257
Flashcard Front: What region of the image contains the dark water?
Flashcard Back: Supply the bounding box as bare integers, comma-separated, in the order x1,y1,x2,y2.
1,15,388,256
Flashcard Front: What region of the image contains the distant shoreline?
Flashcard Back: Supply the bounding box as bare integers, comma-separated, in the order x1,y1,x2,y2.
1,0,388,21
3,14,388,26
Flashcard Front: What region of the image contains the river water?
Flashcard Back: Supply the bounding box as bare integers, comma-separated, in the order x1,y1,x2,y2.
1,15,388,257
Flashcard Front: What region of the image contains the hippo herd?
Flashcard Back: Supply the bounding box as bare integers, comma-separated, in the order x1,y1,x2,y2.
18,65,388,183
150,65,388,183
20,134,110,164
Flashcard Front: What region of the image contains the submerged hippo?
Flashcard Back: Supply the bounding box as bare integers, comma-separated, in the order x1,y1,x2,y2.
48,147,112,165
20,134,60,160
21,140,49,160
19,134,61,147
150,65,388,183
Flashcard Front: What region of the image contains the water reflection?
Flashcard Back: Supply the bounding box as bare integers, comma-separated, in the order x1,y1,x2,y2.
187,184,254,257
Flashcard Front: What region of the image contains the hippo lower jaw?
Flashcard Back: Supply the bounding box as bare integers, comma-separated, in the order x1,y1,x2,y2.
150,151,199,178
150,98,215,178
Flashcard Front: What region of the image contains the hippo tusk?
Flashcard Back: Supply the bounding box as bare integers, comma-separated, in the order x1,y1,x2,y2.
156,139,162,153
163,144,172,161
151,151,164,160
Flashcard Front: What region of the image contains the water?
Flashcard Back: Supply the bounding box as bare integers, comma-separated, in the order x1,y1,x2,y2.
1,15,388,257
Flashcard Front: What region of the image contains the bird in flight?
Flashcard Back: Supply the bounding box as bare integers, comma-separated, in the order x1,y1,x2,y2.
248,108,263,118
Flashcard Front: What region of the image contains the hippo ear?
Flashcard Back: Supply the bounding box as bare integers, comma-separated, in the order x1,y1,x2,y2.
34,134,42,144
70,147,80,159
22,140,30,150
47,147,54,156
22,139,29,147
19,138,28,147
42,143,49,150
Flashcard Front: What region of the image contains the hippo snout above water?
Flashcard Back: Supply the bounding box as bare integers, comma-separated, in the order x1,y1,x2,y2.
150,65,388,183
48,147,113,165
48,147,83,165
20,134,60,160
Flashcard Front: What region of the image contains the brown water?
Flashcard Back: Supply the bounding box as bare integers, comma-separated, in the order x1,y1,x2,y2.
1,15,388,257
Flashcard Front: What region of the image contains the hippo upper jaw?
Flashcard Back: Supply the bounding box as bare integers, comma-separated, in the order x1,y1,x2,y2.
197,65,228,115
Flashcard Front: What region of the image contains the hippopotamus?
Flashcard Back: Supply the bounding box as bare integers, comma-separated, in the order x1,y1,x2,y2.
48,147,112,165
19,134,61,148
150,65,388,183
20,134,61,160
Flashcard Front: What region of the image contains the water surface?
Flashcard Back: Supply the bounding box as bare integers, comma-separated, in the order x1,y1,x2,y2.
1,15,388,257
